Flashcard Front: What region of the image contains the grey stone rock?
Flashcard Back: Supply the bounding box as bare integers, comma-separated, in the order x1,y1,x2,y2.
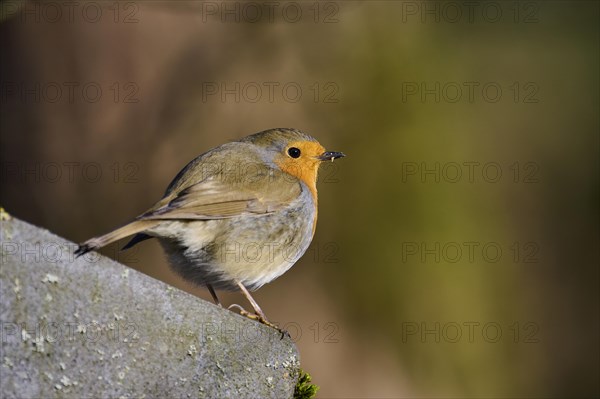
0,213,300,398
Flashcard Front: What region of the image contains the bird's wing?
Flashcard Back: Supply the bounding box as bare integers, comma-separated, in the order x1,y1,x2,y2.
137,169,301,221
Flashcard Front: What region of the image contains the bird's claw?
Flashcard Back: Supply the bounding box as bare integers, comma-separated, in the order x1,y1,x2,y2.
227,303,247,314
227,304,289,339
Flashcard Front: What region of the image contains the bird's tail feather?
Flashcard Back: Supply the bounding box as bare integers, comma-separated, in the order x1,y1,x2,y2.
74,220,159,257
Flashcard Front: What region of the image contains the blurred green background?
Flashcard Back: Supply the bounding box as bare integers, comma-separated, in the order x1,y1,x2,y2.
1,1,598,397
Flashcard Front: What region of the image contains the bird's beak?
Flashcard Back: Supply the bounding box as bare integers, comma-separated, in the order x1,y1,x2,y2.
317,151,346,162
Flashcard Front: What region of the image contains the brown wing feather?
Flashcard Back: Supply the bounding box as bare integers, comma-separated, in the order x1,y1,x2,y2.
138,169,301,221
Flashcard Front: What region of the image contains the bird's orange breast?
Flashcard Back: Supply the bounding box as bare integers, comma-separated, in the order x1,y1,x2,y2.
273,140,324,236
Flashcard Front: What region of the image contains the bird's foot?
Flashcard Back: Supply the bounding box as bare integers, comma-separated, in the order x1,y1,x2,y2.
228,304,289,339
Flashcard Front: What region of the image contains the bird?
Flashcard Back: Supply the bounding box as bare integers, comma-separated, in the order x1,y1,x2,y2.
74,128,345,331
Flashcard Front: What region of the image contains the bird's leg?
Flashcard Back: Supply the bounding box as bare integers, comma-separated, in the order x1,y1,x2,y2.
206,284,222,307
237,282,268,320
228,282,287,337
227,283,268,322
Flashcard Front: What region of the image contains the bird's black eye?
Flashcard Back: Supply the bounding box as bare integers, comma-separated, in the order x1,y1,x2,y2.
287,147,301,158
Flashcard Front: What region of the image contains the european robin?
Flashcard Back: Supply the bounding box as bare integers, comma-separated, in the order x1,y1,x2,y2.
75,128,345,331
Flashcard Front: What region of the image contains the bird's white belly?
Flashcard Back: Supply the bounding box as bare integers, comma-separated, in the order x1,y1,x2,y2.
149,190,316,291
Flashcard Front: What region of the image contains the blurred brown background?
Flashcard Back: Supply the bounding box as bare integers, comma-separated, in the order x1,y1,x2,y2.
1,1,598,397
